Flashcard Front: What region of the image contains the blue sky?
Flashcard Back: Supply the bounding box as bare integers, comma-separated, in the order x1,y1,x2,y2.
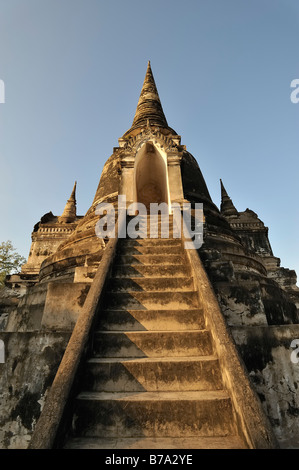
0,0,299,277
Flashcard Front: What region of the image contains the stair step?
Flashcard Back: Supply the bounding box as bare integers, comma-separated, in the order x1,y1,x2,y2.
133,214,174,218
97,309,205,331
92,330,212,358
64,435,247,449
71,390,236,438
102,291,199,310
125,215,179,238
128,219,175,226
112,264,190,278
107,277,194,292
125,224,177,237
116,254,185,265
83,355,222,392
117,245,182,255
134,234,180,240
130,215,174,220
119,238,182,247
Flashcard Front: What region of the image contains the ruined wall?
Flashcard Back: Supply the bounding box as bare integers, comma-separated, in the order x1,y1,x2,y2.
231,325,299,448
0,286,26,332
0,331,70,449
5,280,91,333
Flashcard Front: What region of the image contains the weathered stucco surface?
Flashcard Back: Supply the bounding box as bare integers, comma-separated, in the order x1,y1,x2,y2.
232,325,299,448
0,287,25,331
0,332,70,449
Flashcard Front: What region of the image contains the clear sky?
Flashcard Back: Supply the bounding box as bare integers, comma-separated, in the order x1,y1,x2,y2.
0,0,299,278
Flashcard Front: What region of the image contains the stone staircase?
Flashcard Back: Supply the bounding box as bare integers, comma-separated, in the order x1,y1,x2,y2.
63,215,247,449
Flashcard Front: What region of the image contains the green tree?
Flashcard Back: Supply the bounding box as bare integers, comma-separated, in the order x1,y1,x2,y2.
0,241,26,286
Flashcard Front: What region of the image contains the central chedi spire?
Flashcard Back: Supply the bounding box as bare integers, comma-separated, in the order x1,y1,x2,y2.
123,61,176,137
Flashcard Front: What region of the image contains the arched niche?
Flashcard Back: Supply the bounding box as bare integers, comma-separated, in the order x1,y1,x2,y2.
133,142,171,212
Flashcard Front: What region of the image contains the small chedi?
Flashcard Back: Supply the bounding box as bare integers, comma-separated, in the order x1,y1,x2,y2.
0,62,299,449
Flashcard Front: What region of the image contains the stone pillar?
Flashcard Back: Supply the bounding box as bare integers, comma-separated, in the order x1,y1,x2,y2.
167,151,184,204
119,154,135,206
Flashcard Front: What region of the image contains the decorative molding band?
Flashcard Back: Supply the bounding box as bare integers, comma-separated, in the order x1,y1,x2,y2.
119,126,182,154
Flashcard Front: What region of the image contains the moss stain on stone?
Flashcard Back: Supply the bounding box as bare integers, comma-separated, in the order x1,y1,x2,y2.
77,285,90,307
10,390,41,430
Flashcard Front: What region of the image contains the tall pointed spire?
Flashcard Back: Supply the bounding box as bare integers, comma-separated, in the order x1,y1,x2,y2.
69,181,76,201
220,179,239,217
58,181,77,223
123,61,176,137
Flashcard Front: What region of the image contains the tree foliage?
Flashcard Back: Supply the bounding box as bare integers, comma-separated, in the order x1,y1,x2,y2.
0,241,26,286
